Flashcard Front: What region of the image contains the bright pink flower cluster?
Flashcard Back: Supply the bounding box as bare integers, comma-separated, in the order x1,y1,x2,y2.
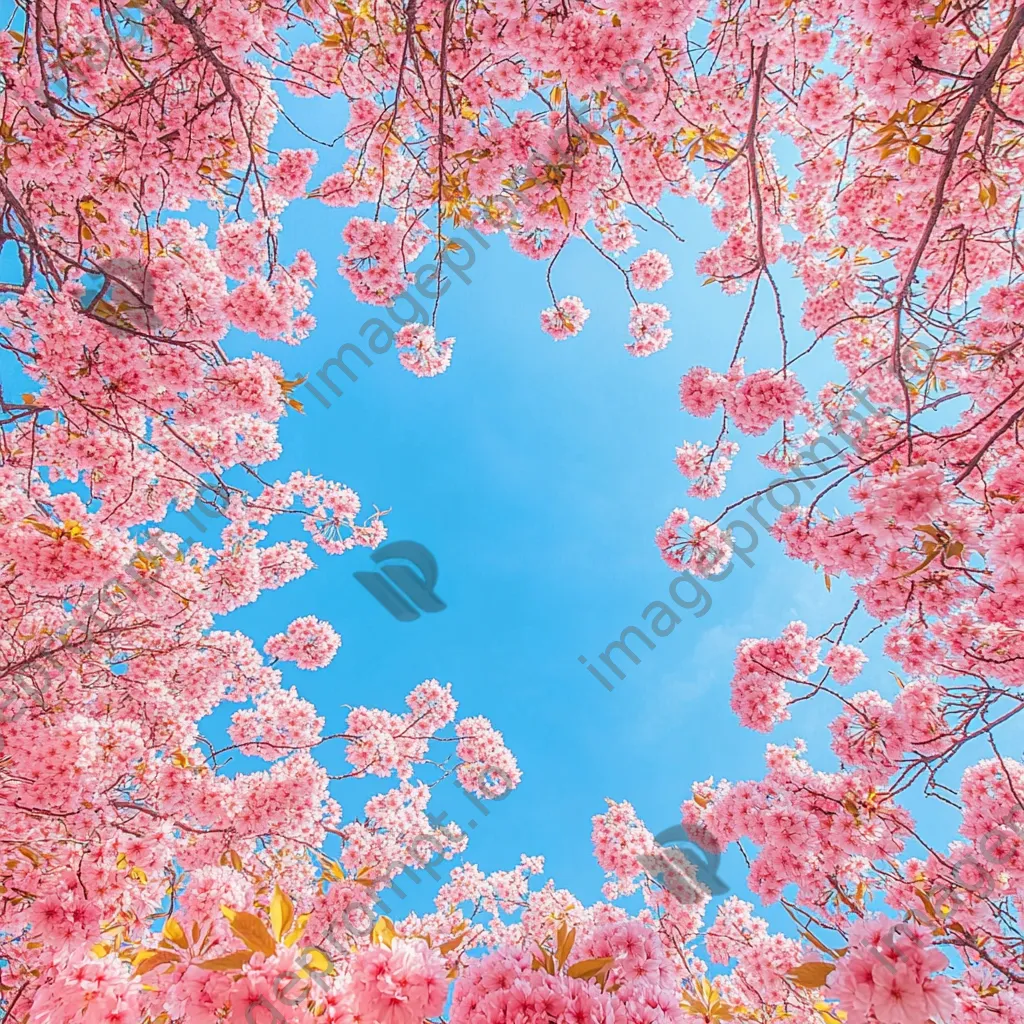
394,324,456,377
450,920,684,1024
679,364,805,436
655,508,733,577
674,439,739,499
348,939,448,1024
824,643,868,685
728,370,806,437
540,296,590,340
264,614,341,669
680,366,732,417
339,218,428,306
825,918,955,1024
626,303,672,357
629,250,674,291
730,622,820,732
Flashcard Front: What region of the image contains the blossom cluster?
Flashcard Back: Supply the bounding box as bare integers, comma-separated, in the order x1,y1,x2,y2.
5,0,1024,1019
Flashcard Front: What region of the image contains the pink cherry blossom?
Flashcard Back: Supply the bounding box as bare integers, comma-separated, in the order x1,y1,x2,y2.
264,615,342,669
629,250,674,291
394,323,456,377
540,296,590,340
626,303,672,357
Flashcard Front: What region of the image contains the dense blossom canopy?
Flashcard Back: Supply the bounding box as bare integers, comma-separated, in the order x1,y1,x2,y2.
1,0,1023,1021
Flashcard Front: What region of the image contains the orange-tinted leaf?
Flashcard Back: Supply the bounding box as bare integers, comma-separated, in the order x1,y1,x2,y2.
567,956,615,980
134,949,181,976
270,886,294,941
787,962,836,988
163,917,188,949
197,950,254,972
227,911,276,957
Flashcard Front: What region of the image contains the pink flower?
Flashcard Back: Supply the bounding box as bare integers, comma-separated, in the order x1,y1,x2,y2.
680,366,730,417
823,643,867,684
656,507,732,576
267,148,317,201
826,918,955,1024
264,614,341,669
626,303,672,356
394,324,455,376
629,250,673,290
338,217,428,305
727,369,806,436
349,939,447,1024
540,296,590,340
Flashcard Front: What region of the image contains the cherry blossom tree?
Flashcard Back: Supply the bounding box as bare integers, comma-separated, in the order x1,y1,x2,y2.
2,0,1024,1020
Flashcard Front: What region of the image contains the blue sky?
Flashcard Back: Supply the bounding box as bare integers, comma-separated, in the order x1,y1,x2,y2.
174,91,870,934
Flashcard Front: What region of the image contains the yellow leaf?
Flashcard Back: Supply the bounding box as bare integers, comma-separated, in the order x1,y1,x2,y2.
226,911,276,957
270,886,294,941
134,949,181,976
372,916,396,948
800,930,841,959
566,956,615,980
284,913,310,947
556,195,571,226
197,950,254,972
163,917,188,949
815,1002,847,1024
556,925,576,968
908,146,921,165
911,102,933,124
300,947,333,973
22,517,62,541
915,887,939,920
786,962,836,988
320,857,345,881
